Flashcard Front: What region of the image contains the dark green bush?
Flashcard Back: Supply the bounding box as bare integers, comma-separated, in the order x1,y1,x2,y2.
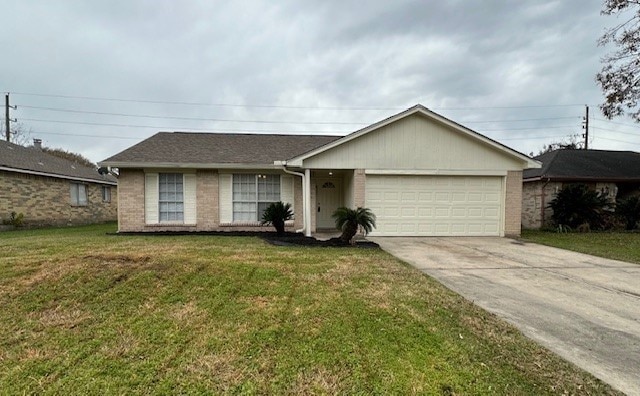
261,202,293,235
332,207,376,244
548,184,609,230
2,212,24,227
616,196,640,230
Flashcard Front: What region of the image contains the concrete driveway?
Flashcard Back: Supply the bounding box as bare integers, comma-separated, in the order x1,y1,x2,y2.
370,237,640,395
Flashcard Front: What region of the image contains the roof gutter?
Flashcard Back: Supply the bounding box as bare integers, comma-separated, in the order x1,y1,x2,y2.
0,166,117,186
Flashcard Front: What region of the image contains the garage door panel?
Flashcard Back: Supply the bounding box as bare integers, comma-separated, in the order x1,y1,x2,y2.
366,175,503,236
485,192,500,202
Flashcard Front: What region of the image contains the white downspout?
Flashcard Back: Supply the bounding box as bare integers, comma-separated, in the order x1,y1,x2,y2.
304,168,311,237
281,165,307,234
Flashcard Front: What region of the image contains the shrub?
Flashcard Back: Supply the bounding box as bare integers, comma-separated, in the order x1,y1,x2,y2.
261,202,293,235
2,212,24,227
616,196,640,230
332,207,376,244
548,184,609,230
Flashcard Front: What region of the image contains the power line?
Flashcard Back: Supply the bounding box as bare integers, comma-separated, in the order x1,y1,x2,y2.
26,130,142,140
6,90,586,111
21,117,578,134
21,119,348,134
478,125,577,132
9,92,404,111
590,126,640,136
592,117,640,129
499,135,568,140
17,105,368,125
595,135,640,145
16,104,581,125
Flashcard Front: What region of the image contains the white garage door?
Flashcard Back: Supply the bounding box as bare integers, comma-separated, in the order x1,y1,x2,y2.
366,175,503,236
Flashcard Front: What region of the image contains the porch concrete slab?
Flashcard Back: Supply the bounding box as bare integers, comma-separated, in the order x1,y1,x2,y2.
369,236,640,395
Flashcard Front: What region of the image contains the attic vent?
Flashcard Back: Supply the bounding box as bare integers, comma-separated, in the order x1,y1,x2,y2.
37,162,44,166
322,182,336,189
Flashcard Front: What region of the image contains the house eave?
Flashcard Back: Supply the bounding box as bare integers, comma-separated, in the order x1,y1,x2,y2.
0,166,117,186
99,161,285,170
523,175,640,183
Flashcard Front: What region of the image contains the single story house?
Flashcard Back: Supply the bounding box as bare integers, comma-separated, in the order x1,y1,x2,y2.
99,105,540,237
0,139,117,227
522,149,640,229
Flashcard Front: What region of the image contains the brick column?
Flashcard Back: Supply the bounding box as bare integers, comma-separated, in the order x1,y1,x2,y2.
504,171,523,237
354,169,366,207
118,169,145,232
196,170,218,231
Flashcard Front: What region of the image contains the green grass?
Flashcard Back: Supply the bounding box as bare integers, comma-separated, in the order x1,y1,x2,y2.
522,230,640,264
0,224,618,395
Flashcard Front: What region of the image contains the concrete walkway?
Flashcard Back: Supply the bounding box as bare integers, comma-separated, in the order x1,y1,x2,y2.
370,237,640,395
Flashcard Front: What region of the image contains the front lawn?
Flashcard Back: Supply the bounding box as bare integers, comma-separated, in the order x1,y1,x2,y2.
521,230,640,264
0,225,617,394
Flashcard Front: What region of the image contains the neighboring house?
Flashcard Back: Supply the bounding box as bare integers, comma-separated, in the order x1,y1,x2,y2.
0,139,117,227
99,105,540,237
522,149,640,229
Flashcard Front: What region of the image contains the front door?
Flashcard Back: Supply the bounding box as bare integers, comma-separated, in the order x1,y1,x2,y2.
316,179,342,229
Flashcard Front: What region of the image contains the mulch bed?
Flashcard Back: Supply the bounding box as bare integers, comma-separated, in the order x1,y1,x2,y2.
111,230,379,248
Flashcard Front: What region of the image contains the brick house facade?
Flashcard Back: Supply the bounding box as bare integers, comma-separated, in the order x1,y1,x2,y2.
0,140,117,228
522,150,640,229
101,106,539,237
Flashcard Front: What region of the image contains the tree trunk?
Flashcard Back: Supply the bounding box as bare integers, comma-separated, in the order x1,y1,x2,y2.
339,222,358,244
274,219,285,235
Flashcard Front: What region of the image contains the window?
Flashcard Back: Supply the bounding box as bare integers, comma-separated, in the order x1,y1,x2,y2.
102,186,112,203
159,173,184,222
70,183,87,206
233,174,280,221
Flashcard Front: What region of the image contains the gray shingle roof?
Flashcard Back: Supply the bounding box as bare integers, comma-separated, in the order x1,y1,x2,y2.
100,132,342,165
0,140,116,184
523,149,640,181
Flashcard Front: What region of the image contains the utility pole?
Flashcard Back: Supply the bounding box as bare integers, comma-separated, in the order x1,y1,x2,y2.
582,105,589,150
4,93,17,142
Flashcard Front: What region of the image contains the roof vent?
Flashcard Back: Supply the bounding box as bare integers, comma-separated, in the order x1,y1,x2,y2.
33,139,42,150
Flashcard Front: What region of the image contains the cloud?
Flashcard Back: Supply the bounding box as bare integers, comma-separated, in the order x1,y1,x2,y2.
0,0,636,162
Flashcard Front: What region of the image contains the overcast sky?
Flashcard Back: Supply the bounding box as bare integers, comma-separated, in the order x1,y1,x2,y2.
2,0,638,164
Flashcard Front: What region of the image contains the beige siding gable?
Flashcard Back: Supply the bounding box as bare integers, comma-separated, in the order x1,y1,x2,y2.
145,173,159,224
302,114,524,170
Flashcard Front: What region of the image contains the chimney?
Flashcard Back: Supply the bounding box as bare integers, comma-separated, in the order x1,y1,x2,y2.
33,138,42,150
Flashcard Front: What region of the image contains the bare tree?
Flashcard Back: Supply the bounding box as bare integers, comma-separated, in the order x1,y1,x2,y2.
597,0,640,121
537,134,584,156
2,122,95,167
0,122,32,146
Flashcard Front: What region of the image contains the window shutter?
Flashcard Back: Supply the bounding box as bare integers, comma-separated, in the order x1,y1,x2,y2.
281,175,294,212
184,174,197,224
219,173,232,223
145,173,159,224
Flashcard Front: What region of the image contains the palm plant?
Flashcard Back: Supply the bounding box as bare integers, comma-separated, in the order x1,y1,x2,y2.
261,202,293,235
548,184,609,230
332,207,376,244
616,196,640,230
